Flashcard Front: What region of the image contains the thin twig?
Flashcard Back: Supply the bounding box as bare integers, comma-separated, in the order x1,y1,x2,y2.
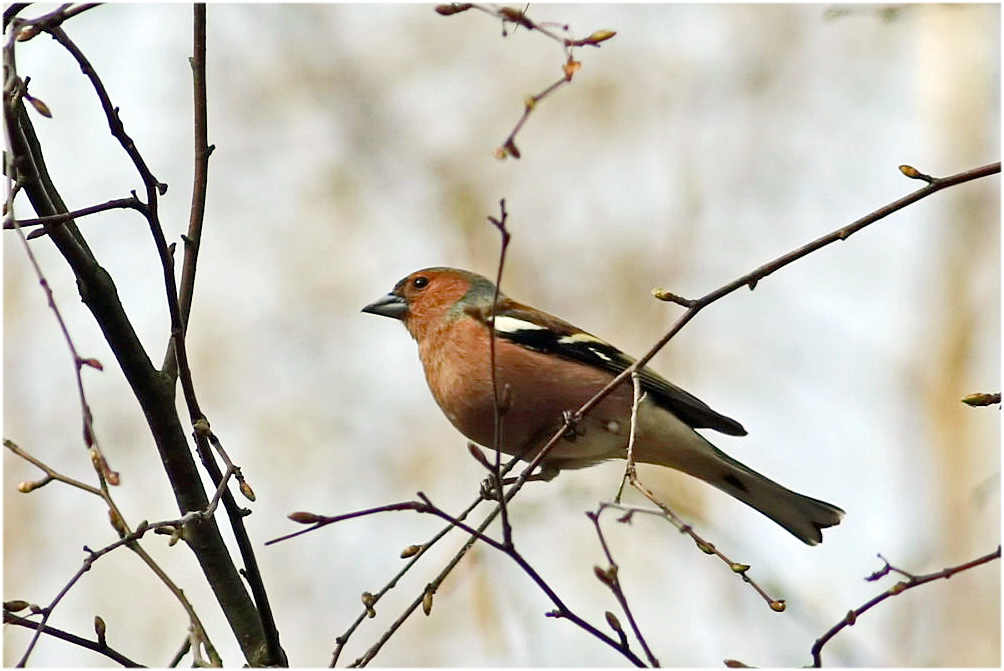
435,4,615,158
6,438,102,497
614,371,644,503
495,76,569,159
290,163,997,664
3,188,117,483
346,496,505,667
3,613,144,668
486,199,514,547
325,454,527,666
339,493,647,668
587,507,660,666
327,493,489,666
3,195,146,232
810,546,1001,666
503,162,1003,511
5,7,274,663
608,366,783,609
176,1,213,336
6,3,100,32
5,439,224,666
606,489,785,611
415,493,646,666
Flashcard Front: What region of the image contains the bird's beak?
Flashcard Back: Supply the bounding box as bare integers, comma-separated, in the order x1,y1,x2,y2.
362,293,408,320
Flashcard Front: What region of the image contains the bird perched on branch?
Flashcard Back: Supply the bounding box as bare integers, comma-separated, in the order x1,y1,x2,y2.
363,267,843,544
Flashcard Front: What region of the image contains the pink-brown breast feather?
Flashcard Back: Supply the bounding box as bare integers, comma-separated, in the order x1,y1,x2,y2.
415,312,637,466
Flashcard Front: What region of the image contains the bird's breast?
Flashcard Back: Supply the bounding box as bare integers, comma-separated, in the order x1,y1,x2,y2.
417,326,638,465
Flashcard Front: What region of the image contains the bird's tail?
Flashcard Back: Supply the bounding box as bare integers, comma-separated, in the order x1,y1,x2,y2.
641,435,844,545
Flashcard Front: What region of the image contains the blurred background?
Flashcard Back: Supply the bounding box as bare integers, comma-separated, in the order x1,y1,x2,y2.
4,3,999,666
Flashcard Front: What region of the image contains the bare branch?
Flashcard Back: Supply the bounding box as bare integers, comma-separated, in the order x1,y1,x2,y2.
173,1,214,352
486,199,514,547
294,492,648,667
4,7,281,664
587,507,660,666
810,547,1001,666
306,163,998,661
5,439,226,666
3,199,118,482
3,613,143,668
3,196,146,233
435,4,616,159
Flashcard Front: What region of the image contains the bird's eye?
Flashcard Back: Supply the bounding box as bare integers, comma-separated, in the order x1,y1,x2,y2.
412,276,429,289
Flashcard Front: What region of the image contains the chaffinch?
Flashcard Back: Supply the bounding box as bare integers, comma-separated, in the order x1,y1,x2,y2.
363,267,844,545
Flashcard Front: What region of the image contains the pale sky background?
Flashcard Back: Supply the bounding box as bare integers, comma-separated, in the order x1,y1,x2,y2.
4,3,1000,667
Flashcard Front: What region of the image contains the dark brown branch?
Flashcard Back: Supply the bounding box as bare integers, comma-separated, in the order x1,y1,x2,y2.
6,3,101,32
39,18,281,666
39,26,199,424
196,425,287,665
4,16,273,666
486,199,514,547
43,25,166,200
509,162,1002,500
409,493,646,667
436,4,615,159
290,494,646,668
810,547,1001,666
330,162,998,664
6,438,240,666
3,196,145,232
4,613,144,668
176,1,212,339
588,507,660,666
38,22,197,415
589,162,1002,425
328,493,490,666
179,7,283,666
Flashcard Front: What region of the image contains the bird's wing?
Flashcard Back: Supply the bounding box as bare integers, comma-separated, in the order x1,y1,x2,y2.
490,307,747,436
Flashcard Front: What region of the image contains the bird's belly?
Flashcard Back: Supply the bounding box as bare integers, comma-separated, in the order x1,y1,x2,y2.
446,388,634,469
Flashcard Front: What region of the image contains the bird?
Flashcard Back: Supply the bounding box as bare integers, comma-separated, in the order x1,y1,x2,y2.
362,267,844,544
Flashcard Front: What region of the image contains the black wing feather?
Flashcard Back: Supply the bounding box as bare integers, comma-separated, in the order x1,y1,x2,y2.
494,309,746,436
